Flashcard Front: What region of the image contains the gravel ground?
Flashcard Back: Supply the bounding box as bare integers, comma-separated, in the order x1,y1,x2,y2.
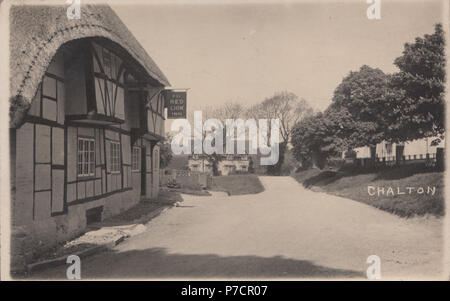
28,191,182,264
29,177,443,280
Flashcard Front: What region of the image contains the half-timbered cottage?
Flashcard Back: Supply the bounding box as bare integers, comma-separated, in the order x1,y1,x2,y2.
9,5,169,267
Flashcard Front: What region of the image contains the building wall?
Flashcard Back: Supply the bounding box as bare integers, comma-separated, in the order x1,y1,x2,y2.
11,43,163,269
188,156,249,175
218,159,249,175
355,137,445,159
152,144,160,198
143,139,153,199
188,158,213,173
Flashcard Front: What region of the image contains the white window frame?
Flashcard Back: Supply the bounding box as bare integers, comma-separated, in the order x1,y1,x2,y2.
109,141,121,174
132,146,140,172
77,137,95,177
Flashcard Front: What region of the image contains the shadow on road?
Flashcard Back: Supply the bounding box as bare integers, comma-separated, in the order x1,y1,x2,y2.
30,247,365,279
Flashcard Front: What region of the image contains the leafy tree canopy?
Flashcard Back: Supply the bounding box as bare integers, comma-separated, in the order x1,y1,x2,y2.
389,23,445,143
329,65,392,148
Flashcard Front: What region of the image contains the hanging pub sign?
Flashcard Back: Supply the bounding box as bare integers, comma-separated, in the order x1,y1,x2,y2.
165,90,187,119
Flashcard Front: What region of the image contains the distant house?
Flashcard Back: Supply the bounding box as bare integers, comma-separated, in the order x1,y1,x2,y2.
353,137,445,166
188,154,250,175
9,5,170,267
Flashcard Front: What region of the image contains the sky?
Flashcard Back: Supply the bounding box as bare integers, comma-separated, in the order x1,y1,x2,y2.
112,0,444,118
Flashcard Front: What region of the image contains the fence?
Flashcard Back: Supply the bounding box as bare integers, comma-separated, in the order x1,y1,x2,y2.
354,149,444,170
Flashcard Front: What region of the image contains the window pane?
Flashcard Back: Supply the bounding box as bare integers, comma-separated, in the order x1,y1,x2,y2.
109,142,121,173
117,145,120,171
78,140,83,175
84,140,89,174
84,150,88,175
90,149,95,175
77,138,95,176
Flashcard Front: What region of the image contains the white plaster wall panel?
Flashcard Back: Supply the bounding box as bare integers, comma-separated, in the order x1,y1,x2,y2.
14,123,35,225
35,164,51,191
132,173,140,196
123,167,128,188
105,129,119,141
146,155,151,173
115,87,125,120
34,191,51,220
57,81,65,124
147,111,155,133
105,140,111,172
111,174,117,191
152,171,159,198
77,182,86,199
78,127,95,137
121,134,131,165
52,127,64,165
146,172,152,199
102,170,106,194
42,98,57,121
107,174,112,192
67,183,76,203
127,167,132,188
67,127,77,182
94,179,102,196
86,180,94,198
51,170,64,213
96,166,102,178
42,76,56,98
35,124,51,163
116,174,122,190
99,130,105,164
145,141,151,155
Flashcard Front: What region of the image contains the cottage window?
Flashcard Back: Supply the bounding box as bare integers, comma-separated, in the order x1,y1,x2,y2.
132,146,140,171
110,141,121,173
78,138,95,177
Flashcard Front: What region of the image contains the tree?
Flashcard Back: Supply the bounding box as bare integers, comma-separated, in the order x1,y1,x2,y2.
291,111,346,169
159,133,173,169
389,23,445,144
292,24,446,169
329,65,393,150
247,91,313,175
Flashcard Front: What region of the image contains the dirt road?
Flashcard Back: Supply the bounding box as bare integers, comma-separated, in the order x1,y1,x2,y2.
30,176,444,280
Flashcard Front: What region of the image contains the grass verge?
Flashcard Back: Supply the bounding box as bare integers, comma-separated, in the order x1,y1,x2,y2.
292,165,444,217
210,174,265,195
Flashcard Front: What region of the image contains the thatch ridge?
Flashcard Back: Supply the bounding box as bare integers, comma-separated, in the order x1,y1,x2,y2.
9,4,170,128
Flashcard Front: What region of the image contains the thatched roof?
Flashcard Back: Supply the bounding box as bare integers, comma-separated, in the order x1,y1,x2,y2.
9,4,170,128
